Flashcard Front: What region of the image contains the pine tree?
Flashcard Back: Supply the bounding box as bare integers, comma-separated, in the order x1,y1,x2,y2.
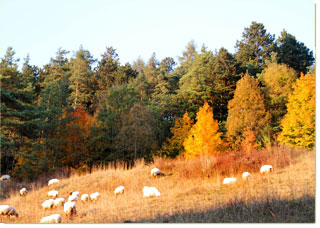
278,73,315,148
235,21,275,76
160,111,194,158
226,72,271,148
183,102,225,159
276,30,314,74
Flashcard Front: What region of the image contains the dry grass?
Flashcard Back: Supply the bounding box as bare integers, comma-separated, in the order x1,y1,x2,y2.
0,146,315,223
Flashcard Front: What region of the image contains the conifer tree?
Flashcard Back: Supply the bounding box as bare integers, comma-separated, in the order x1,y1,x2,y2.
183,102,224,159
278,73,315,148
226,73,271,148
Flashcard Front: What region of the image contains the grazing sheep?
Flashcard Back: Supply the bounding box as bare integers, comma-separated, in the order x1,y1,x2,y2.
47,190,59,198
151,168,164,177
19,187,28,196
0,205,18,218
242,172,252,180
68,194,78,202
0,175,10,181
64,201,76,217
260,165,273,175
48,179,59,186
53,198,65,208
40,214,62,223
90,192,100,201
42,199,55,210
223,177,237,185
81,194,89,202
69,191,80,197
114,186,125,197
143,186,160,198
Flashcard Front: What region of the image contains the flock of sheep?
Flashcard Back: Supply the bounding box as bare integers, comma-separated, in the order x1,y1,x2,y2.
0,165,273,223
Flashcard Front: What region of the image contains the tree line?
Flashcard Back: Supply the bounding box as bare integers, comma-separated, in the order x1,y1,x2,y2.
0,21,315,181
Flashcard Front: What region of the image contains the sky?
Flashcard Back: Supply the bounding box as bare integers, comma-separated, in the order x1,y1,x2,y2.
0,0,315,68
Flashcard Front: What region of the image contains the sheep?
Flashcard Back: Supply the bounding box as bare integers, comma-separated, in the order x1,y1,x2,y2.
151,168,164,177
260,165,273,175
69,191,80,197
47,190,59,198
0,205,18,218
223,177,237,185
90,192,100,201
48,178,59,186
64,201,77,217
53,198,65,208
114,186,125,197
68,194,78,202
242,172,252,180
143,186,160,198
40,214,62,223
81,194,89,202
42,199,55,210
19,187,28,196
0,175,10,181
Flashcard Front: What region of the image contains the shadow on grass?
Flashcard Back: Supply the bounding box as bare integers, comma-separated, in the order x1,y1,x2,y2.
129,195,315,223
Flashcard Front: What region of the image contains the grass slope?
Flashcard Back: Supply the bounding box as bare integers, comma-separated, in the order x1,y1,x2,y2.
0,146,315,223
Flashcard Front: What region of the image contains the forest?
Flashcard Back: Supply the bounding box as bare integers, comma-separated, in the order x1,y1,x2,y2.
0,21,315,181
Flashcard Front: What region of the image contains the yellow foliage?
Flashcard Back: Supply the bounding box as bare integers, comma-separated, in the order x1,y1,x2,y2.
240,129,258,154
278,73,315,148
183,102,225,158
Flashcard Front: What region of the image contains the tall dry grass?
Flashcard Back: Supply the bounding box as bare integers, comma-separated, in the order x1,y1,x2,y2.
0,145,315,223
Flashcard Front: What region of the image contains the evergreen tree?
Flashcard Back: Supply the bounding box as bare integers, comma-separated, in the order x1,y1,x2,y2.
69,46,96,111
235,21,275,76
226,73,271,148
0,47,40,177
276,30,314,74
278,73,315,148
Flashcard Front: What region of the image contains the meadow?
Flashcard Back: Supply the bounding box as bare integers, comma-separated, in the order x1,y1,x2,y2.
0,145,315,223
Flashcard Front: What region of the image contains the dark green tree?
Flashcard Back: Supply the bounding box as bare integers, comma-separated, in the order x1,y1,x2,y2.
275,29,314,74
235,21,275,76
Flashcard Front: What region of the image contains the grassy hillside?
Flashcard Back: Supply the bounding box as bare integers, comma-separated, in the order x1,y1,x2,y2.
0,146,315,223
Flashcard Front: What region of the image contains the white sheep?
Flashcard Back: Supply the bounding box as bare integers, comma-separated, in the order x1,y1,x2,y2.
81,194,89,202
70,191,80,197
114,186,125,197
48,178,59,186
53,198,65,208
19,187,28,196
64,201,76,217
68,194,78,202
42,199,55,210
260,165,273,175
0,175,10,181
47,190,59,198
242,172,252,180
150,168,163,177
143,186,160,198
0,205,18,218
40,214,62,223
90,192,100,201
223,177,237,185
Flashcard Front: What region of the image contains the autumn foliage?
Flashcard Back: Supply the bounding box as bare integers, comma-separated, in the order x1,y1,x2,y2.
183,102,225,159
240,129,258,154
278,73,315,148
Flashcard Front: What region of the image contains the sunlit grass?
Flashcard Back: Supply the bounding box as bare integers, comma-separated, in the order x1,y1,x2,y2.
0,146,314,223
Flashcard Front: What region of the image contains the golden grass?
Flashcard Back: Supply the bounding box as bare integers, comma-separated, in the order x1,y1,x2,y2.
0,146,315,223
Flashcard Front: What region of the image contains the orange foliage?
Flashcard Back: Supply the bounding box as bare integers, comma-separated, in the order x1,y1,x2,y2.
240,129,258,154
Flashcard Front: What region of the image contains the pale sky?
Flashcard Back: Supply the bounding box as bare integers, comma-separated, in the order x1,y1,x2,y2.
0,0,315,68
